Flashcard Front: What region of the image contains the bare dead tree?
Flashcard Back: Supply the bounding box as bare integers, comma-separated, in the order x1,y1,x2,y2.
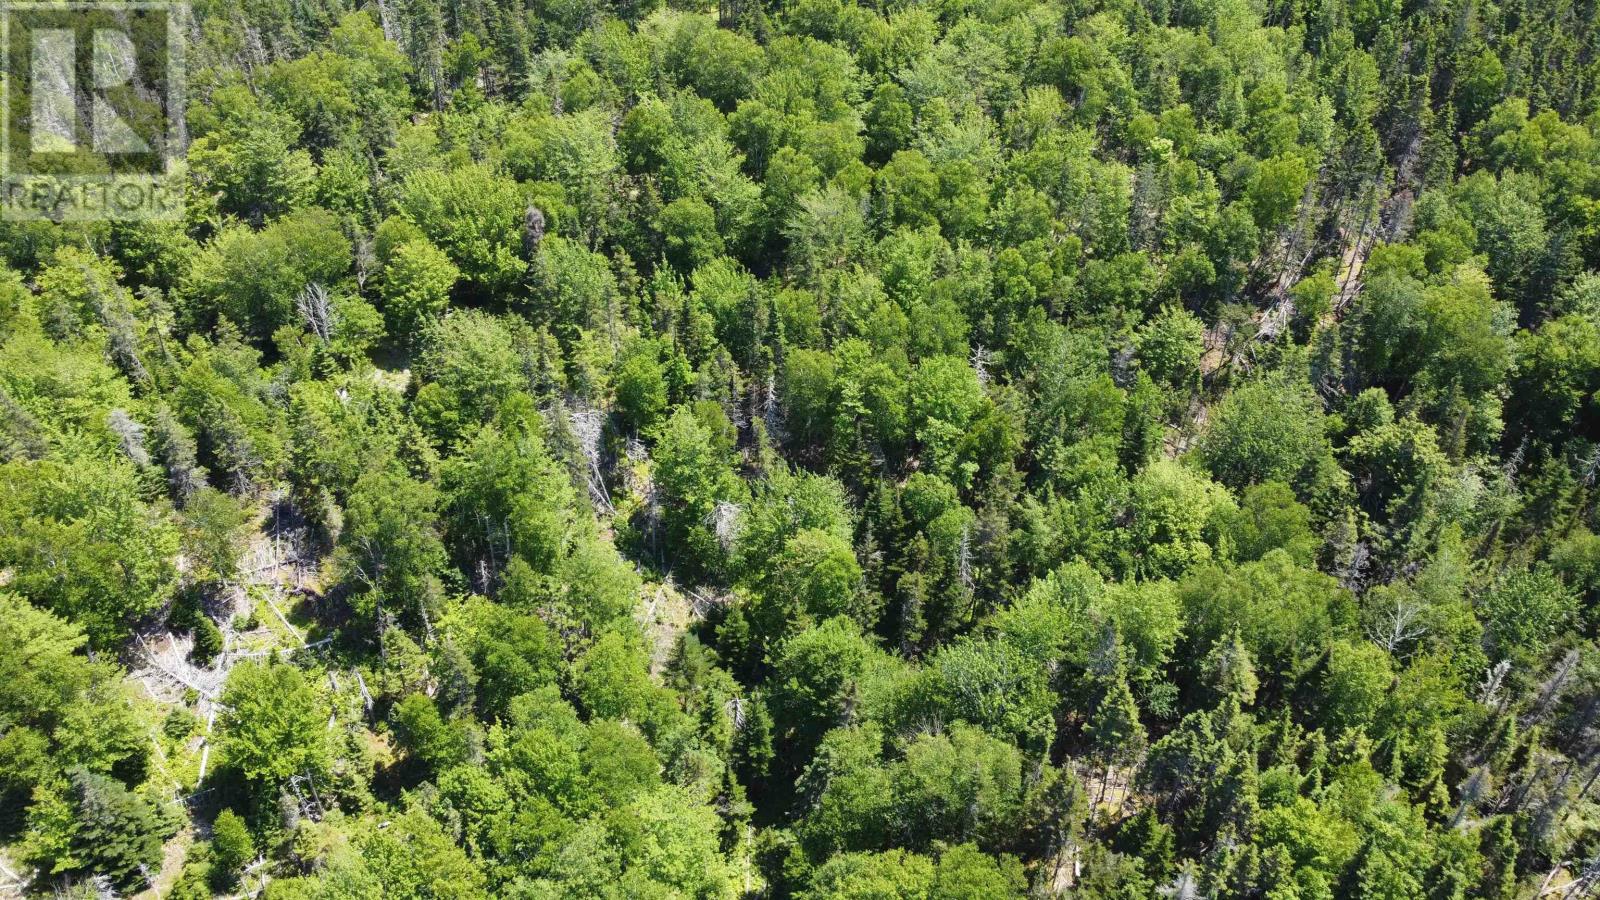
1504,436,1529,481
1159,861,1205,900
724,696,747,730
1524,650,1582,729
956,521,975,595
687,587,730,618
106,408,151,467
353,236,377,291
711,500,743,554
1564,853,1600,898
1365,590,1430,653
219,421,263,495
295,283,335,343
762,373,784,446
1479,659,1513,708
569,404,613,514
104,310,150,386
286,772,326,823
374,0,399,44
1540,863,1572,897
353,668,375,717
1582,445,1600,489
970,346,991,388
1452,765,1491,828
524,205,547,257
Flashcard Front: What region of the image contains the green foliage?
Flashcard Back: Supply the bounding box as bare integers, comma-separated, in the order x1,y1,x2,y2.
660,197,725,271
908,354,988,485
614,339,670,433
573,630,670,727
0,593,149,831
342,807,489,898
801,843,1026,899
1247,154,1313,232
1197,375,1329,493
0,459,179,645
1086,664,1146,773
753,527,867,638
1477,567,1579,664
1219,481,1319,565
11,0,1600,893
337,466,448,625
412,310,525,445
770,617,886,767
398,164,528,293
379,238,460,340
1136,305,1206,389
209,808,255,886
1319,639,1394,736
441,393,577,579
188,95,317,224
649,405,744,578
610,785,737,896
1181,551,1355,683
459,599,562,719
180,486,250,586
890,724,1027,851
392,693,467,769
528,236,621,339
61,768,167,889
218,660,329,784
1126,459,1234,578
184,208,352,342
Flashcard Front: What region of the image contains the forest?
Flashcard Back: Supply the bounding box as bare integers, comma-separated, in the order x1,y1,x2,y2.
3,0,1600,895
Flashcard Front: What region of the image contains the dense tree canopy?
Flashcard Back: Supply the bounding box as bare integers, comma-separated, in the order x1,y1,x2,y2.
3,0,1600,895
